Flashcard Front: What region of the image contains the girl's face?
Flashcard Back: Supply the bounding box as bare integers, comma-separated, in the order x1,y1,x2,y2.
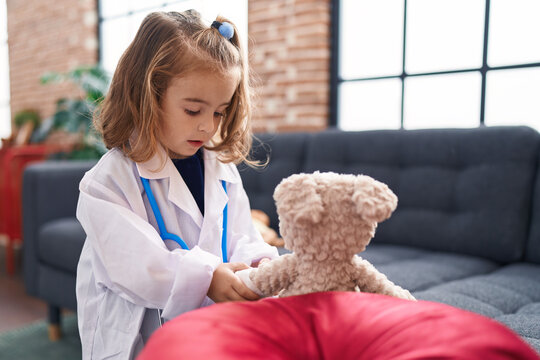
159,69,239,159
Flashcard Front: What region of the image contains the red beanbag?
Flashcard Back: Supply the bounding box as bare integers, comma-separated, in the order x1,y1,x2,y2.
138,292,539,360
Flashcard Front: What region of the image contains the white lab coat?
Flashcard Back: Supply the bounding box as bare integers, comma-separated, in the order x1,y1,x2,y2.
76,146,278,359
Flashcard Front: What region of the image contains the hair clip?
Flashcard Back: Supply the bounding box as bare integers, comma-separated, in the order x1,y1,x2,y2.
211,21,234,40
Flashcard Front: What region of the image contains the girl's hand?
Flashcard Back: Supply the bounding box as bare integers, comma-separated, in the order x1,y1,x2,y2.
207,262,261,303
251,257,271,267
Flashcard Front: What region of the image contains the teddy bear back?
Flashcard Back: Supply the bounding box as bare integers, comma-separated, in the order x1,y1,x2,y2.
281,260,362,296
273,172,398,260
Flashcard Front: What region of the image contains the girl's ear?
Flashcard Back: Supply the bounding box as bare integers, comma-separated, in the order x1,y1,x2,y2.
273,173,324,224
352,175,398,223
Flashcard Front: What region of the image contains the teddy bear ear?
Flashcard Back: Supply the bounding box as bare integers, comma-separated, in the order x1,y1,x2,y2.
352,175,398,223
273,173,324,224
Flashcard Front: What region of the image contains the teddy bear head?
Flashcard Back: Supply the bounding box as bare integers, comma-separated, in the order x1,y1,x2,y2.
273,172,397,260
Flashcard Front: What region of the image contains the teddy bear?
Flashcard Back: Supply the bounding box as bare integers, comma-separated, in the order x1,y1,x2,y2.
238,171,415,301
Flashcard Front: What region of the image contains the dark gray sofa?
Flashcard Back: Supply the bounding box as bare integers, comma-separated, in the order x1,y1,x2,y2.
22,160,95,337
23,126,540,353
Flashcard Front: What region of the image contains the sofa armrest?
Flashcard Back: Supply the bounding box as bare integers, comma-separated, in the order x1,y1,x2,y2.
22,160,96,296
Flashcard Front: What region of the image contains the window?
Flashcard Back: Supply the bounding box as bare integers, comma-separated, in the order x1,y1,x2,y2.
331,0,540,131
0,0,10,140
99,0,248,76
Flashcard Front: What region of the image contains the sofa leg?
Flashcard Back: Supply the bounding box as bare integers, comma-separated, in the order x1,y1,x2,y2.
48,305,62,341
48,324,61,341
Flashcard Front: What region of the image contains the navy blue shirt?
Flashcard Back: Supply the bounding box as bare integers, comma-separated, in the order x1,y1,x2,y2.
172,150,205,215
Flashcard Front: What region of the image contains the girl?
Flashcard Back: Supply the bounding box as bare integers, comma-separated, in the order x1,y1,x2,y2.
76,10,278,359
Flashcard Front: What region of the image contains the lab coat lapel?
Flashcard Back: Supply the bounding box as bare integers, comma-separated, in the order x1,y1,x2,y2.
136,145,203,228
202,149,240,225
168,168,204,228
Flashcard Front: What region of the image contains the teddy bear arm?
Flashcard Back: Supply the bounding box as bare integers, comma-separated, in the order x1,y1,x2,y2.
353,256,416,301
250,254,298,296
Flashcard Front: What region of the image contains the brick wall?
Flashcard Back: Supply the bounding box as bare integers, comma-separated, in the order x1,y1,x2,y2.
248,0,331,133
7,0,97,126
6,0,331,134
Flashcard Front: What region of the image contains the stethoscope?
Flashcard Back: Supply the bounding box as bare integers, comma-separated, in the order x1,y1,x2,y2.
140,176,229,327
140,177,229,262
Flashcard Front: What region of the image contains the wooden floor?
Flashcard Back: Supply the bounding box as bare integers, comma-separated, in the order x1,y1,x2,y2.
0,237,48,332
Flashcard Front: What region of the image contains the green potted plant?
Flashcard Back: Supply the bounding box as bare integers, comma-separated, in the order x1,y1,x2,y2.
14,109,40,129
39,65,110,159
12,109,41,145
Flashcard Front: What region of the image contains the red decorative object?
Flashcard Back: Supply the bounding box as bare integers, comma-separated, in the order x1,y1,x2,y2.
0,144,60,274
138,292,540,360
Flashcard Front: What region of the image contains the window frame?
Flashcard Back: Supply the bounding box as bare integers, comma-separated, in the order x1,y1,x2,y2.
329,0,540,129
0,0,10,140
97,1,248,77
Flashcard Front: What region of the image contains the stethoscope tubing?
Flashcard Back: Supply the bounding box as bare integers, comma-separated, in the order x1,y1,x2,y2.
140,177,228,263
140,176,229,328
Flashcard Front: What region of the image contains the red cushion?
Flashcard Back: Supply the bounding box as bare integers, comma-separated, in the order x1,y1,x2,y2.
138,292,539,360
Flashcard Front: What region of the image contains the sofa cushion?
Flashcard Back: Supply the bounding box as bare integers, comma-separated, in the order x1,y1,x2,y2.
414,262,540,353
361,244,499,292
302,127,540,263
38,217,86,272
497,305,540,353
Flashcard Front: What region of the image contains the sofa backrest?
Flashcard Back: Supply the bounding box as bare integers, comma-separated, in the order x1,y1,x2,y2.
239,133,311,231
241,126,540,264
525,157,540,264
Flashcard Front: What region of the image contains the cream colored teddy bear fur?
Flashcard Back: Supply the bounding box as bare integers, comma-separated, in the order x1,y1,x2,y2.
238,171,415,301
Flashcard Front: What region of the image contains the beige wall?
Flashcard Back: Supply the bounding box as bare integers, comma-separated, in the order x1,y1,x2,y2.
7,0,98,123
6,0,330,132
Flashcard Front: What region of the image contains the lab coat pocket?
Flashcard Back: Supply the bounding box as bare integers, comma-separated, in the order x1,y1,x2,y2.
91,289,145,360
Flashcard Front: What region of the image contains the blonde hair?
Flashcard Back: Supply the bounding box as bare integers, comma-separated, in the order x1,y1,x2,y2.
95,10,254,166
